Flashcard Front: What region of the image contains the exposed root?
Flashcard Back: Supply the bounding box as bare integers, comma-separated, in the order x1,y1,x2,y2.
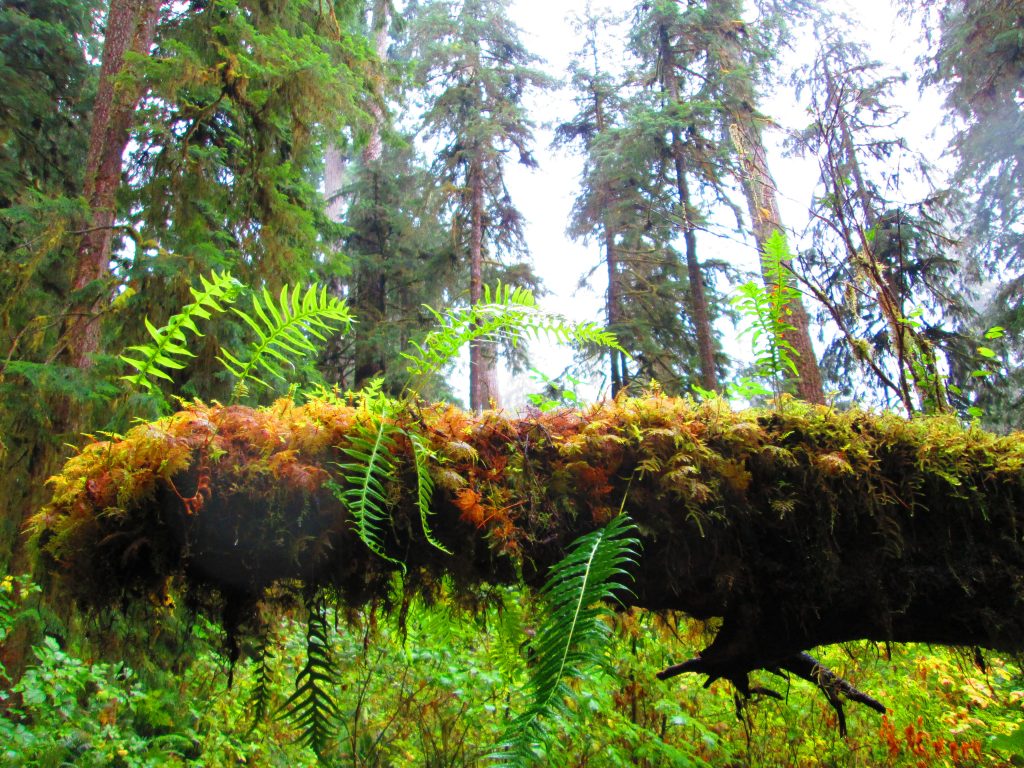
658,651,886,736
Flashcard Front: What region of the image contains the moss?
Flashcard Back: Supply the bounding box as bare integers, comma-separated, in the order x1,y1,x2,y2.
26,394,1024,664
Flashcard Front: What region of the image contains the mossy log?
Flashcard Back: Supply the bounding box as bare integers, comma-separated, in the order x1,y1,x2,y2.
29,394,1024,715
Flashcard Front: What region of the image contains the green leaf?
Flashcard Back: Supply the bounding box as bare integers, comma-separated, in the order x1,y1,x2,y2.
119,270,242,394
493,514,639,764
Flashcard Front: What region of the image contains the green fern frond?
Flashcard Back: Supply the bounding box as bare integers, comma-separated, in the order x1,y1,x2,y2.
408,431,451,554
276,594,338,758
403,281,625,377
247,630,274,733
330,414,405,572
218,284,353,390
492,514,639,764
120,270,242,392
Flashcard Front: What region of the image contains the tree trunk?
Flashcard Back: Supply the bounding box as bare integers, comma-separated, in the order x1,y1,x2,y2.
324,0,391,387
33,397,1024,719
706,0,824,403
659,23,719,393
468,157,500,411
64,0,160,369
822,64,946,413
593,88,627,396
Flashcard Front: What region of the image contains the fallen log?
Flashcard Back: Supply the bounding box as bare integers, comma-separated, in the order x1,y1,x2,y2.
28,394,1024,724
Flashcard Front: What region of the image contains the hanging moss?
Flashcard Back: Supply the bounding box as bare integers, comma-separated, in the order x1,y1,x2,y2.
28,393,1024,677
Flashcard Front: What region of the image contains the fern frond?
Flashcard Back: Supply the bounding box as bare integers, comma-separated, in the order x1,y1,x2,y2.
218,284,352,390
276,594,338,758
492,514,639,764
331,414,405,572
403,281,625,377
409,431,452,554
247,630,274,732
121,270,242,392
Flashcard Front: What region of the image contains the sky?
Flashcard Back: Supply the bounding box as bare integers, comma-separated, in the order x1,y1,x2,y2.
458,0,951,407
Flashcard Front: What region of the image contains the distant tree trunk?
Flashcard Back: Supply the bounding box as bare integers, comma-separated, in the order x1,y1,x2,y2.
822,63,946,413
659,23,719,393
361,0,390,167
64,0,160,369
605,224,626,396
325,0,391,388
593,90,627,396
707,0,824,404
468,156,500,411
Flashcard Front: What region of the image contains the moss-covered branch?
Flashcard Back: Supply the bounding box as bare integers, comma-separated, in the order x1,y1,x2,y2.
29,394,1024,682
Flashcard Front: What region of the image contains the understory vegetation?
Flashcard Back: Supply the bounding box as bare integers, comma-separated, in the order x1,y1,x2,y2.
2,575,1022,767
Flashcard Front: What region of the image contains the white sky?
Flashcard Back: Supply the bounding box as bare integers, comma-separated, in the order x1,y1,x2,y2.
466,0,950,407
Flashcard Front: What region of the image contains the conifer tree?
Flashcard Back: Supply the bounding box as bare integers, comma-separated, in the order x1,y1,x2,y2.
911,0,1024,428
790,32,965,413
702,0,826,403
555,8,632,394
408,0,549,410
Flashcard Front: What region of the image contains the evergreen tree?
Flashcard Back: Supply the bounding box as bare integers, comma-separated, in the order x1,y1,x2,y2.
561,3,733,396
555,7,632,395
701,0,826,403
790,32,966,413
408,0,549,410
912,0,1024,428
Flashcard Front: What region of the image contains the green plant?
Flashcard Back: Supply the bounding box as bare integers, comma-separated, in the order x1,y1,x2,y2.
526,369,584,411
494,513,640,764
120,272,352,401
276,592,339,760
120,270,242,394
218,284,353,394
731,231,800,405
404,282,624,381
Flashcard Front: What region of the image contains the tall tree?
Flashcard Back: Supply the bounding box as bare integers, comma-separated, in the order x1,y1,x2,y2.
912,0,1024,429
790,33,965,414
702,0,826,403
562,3,733,396
555,8,632,395
649,1,721,393
63,0,161,369
409,0,548,410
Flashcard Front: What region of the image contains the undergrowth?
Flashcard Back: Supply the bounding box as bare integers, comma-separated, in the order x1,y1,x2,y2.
1,575,1020,767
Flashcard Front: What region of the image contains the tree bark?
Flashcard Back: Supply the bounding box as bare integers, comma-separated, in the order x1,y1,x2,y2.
468,156,500,411
659,23,719,393
64,0,160,369
592,87,627,396
706,0,824,403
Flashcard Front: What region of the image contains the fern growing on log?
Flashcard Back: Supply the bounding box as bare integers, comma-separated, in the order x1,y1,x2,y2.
330,409,406,573
120,270,242,392
404,282,624,378
409,431,451,555
492,514,640,764
218,284,353,391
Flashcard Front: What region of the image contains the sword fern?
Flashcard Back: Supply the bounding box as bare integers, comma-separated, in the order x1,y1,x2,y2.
493,514,639,764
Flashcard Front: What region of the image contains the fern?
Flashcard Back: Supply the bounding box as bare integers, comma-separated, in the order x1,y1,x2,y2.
403,282,624,378
218,284,353,391
120,270,241,392
493,514,640,764
330,413,406,572
247,631,274,732
409,431,452,554
732,230,800,401
276,593,338,758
